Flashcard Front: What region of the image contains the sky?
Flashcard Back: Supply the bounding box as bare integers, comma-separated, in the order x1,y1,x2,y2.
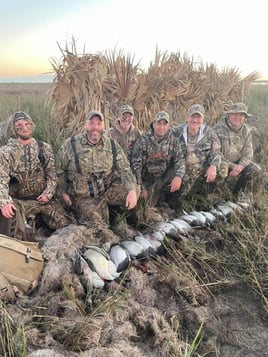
0,0,267,82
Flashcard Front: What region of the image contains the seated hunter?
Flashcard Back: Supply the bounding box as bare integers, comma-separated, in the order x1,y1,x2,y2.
55,110,139,244
0,111,69,239
213,102,261,195
105,104,142,162
172,104,222,199
131,111,185,208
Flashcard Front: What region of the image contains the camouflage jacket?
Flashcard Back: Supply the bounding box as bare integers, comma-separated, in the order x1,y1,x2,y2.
56,133,137,198
105,118,142,161
131,125,185,186
172,123,221,170
0,138,57,208
213,117,253,169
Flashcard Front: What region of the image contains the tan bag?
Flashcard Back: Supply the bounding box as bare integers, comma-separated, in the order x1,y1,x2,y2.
0,272,16,302
0,235,44,295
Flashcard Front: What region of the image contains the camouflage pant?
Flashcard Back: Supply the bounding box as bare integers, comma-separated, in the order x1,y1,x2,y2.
73,182,129,228
179,167,205,197
225,162,261,194
142,168,176,206
167,166,226,211
15,198,69,231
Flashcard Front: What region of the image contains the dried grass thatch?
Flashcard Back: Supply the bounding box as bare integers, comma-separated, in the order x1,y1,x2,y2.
47,40,259,144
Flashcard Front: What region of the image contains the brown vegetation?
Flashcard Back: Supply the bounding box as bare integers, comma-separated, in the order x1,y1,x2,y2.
47,41,258,141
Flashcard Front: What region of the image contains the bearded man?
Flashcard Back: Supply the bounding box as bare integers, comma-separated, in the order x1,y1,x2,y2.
56,110,139,244
0,111,69,239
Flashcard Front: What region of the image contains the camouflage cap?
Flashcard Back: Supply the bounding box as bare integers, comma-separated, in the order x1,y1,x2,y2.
12,111,33,125
225,102,252,118
188,104,205,117
154,111,170,123
86,110,104,121
121,104,134,116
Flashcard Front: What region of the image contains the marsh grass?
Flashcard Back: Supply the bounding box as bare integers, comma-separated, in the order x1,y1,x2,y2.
0,301,27,357
185,323,205,357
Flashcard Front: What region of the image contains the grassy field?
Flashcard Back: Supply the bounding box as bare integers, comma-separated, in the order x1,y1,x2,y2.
0,83,55,147
0,81,268,356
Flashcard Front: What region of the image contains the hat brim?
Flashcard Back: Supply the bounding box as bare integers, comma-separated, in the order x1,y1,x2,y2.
155,119,169,123
121,111,134,115
189,111,204,116
225,110,252,118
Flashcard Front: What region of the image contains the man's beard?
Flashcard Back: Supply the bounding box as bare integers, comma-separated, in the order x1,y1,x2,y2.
87,130,103,144
17,132,32,141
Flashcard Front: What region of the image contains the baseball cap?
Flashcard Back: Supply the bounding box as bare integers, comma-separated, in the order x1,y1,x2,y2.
12,111,33,125
121,105,134,116
225,102,252,118
188,104,205,117
86,110,104,121
154,111,170,123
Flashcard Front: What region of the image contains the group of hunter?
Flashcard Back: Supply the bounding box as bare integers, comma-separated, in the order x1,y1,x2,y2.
0,102,261,242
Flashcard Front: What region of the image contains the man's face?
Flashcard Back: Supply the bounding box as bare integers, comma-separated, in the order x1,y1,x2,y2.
153,119,170,138
85,116,105,144
13,119,33,140
120,112,133,131
228,113,246,129
187,113,204,132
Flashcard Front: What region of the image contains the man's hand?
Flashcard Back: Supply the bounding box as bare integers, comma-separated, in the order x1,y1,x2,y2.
170,176,182,192
1,203,17,219
140,190,148,199
125,190,138,210
229,164,244,177
205,165,217,182
61,192,72,206
36,193,49,203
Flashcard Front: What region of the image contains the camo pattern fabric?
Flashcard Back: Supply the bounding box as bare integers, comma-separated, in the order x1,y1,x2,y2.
172,123,222,196
173,123,221,172
0,138,57,207
105,119,142,161
56,133,137,200
131,126,185,191
0,138,69,230
213,116,257,170
73,182,129,227
13,198,69,230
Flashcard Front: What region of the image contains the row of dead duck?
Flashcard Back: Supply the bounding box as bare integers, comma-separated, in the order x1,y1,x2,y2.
73,199,251,292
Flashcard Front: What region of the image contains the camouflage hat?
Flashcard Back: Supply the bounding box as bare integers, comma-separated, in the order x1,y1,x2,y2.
12,111,33,125
121,105,134,116
86,110,104,121
188,104,205,117
154,111,170,123
225,102,252,118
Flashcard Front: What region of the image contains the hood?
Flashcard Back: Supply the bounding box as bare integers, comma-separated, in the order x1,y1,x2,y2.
182,123,206,144
111,117,135,135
